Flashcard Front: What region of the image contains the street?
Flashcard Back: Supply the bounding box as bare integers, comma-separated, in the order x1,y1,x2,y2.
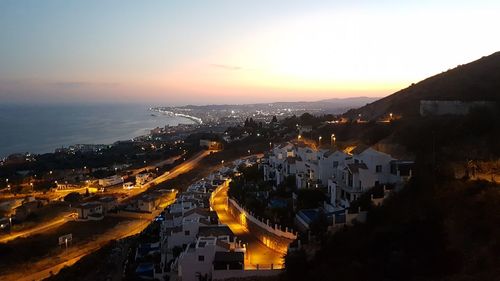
0,212,75,243
0,151,212,281
211,183,285,269
142,150,212,188
0,150,211,244
1,191,177,281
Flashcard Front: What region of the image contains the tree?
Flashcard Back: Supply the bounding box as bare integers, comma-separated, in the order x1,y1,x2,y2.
284,249,308,281
296,189,326,210
64,192,82,203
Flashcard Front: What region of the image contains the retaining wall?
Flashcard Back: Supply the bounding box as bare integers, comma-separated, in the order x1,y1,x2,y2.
227,199,296,254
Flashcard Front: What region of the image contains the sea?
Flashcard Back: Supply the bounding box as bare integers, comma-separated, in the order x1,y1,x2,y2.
0,104,194,158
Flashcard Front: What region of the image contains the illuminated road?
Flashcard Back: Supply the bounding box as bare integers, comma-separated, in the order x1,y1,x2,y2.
0,151,210,245
211,183,285,269
1,192,177,281
0,151,212,281
2,219,151,281
0,212,76,243
129,155,181,176
142,150,212,189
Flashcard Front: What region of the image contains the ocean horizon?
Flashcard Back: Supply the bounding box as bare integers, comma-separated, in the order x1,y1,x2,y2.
0,103,194,158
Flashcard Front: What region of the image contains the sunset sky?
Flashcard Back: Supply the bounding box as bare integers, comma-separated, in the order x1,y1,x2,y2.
1,0,499,105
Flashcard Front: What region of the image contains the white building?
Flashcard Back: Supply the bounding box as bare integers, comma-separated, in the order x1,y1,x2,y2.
98,175,123,187
335,147,413,207
176,235,245,281
263,142,413,209
76,202,103,220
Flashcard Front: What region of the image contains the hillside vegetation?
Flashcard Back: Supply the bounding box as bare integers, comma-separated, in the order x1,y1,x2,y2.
345,52,500,120
284,52,500,281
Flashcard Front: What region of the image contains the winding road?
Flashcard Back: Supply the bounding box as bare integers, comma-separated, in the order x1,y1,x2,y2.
0,150,212,281
211,183,285,269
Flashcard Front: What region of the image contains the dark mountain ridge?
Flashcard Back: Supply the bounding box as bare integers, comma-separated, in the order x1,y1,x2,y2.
344,52,500,120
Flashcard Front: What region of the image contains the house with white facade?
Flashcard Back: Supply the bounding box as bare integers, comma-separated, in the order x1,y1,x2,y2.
263,142,413,210
318,149,349,185
333,147,413,207
175,236,245,281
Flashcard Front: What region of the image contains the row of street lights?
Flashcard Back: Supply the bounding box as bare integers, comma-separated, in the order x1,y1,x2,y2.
298,134,337,147
319,133,337,146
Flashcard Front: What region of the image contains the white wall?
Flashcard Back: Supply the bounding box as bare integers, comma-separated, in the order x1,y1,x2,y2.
178,245,216,281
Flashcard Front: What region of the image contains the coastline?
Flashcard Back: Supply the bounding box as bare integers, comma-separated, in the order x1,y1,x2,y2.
149,107,203,125
0,105,196,158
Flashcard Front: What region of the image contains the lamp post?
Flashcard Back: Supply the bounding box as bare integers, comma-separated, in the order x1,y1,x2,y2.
318,136,322,146
298,135,302,141
331,134,335,147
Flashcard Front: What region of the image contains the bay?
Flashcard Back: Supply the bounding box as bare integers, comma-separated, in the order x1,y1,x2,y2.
0,104,194,157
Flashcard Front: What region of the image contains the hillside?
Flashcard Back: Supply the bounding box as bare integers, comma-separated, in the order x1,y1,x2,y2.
344,52,500,120
162,96,379,115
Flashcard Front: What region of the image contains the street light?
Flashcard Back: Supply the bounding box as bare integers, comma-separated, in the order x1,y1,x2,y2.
331,134,336,147
298,135,302,141
318,136,322,146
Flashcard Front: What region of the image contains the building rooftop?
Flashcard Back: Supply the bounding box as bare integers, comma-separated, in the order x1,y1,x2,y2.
198,225,234,238
214,251,244,263
78,202,102,209
297,209,320,225
347,162,368,173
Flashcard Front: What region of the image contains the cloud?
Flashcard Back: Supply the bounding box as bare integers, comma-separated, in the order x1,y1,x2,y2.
209,64,244,71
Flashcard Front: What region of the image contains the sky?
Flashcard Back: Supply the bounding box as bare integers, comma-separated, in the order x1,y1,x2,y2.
1,0,499,105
